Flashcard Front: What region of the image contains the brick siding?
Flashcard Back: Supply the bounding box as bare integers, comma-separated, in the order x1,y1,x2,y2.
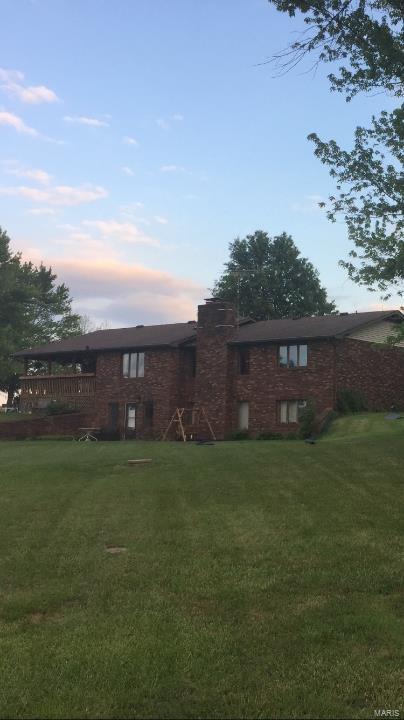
15,302,404,440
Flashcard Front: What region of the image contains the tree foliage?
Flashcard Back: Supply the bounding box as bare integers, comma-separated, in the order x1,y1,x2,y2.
0,227,81,402
268,0,404,295
213,230,336,320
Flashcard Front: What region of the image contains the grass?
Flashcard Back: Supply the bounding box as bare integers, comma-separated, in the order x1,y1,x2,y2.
0,413,403,719
0,412,33,422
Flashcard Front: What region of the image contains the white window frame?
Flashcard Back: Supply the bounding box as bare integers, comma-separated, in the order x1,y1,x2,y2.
122,352,145,378
279,400,307,424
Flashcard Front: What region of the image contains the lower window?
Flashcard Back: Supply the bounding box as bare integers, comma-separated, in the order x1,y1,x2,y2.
279,400,306,424
238,401,249,430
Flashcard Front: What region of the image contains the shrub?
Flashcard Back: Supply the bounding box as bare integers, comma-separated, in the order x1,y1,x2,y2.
299,401,316,439
257,432,284,440
46,400,76,416
337,389,368,414
227,430,249,440
98,427,121,441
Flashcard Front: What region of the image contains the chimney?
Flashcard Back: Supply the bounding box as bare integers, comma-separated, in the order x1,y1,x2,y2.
195,298,236,439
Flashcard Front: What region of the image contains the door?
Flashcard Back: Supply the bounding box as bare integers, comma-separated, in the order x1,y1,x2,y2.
125,403,137,439
108,402,119,430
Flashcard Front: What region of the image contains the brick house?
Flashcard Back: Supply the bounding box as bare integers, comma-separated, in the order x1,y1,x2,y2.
14,299,404,439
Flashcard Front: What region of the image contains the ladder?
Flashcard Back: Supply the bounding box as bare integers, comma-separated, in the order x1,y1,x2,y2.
161,405,216,442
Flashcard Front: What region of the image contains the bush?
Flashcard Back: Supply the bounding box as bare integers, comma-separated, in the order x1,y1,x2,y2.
299,401,316,439
258,433,300,440
227,430,249,440
97,427,121,441
337,389,368,414
46,400,76,416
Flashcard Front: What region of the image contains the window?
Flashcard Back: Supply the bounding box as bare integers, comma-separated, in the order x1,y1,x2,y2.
238,401,249,430
279,344,308,368
238,348,250,375
279,400,307,424
122,352,145,378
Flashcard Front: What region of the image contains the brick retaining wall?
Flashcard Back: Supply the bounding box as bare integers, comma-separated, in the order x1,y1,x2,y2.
0,413,92,440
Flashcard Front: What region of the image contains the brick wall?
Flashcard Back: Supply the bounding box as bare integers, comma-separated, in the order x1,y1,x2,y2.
92,347,190,439
231,340,336,436
336,338,404,409
194,300,236,439
0,412,91,440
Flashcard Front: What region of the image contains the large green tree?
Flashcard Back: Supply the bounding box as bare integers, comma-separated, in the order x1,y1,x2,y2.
0,227,81,404
213,230,336,320
267,0,404,297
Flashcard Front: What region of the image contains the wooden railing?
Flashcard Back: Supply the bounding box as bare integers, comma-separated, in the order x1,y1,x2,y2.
20,373,96,399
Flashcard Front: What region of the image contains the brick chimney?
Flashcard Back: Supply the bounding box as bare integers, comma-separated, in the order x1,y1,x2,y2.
195,298,236,439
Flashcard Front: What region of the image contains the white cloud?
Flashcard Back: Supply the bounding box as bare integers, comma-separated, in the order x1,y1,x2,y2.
123,136,139,146
157,118,169,130
83,219,159,246
0,110,38,136
291,194,326,213
154,215,168,225
0,183,108,206
157,114,184,130
64,115,109,127
26,207,57,216
7,166,52,184
119,202,144,219
0,69,24,83
121,166,134,176
0,67,59,104
160,164,186,173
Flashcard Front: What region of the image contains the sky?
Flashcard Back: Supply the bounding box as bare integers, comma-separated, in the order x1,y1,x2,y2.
0,0,401,328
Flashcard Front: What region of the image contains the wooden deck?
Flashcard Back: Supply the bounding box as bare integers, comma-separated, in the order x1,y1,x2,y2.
20,374,96,410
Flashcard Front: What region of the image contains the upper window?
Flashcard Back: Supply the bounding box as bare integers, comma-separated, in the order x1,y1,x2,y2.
279,344,308,368
122,352,145,378
238,348,250,375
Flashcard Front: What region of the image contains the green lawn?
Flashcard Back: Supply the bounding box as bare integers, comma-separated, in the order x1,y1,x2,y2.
0,414,403,719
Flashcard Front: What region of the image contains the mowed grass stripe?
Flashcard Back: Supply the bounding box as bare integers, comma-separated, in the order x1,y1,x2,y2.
0,415,403,718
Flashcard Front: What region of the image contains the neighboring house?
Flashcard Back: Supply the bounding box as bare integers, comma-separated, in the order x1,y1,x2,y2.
14,298,404,439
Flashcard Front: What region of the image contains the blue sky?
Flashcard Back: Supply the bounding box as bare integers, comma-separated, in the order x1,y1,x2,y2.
0,0,399,326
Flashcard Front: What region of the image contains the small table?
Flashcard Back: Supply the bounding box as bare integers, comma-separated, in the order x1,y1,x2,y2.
78,427,100,442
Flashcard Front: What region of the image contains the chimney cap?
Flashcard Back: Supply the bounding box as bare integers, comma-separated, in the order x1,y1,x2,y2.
204,296,224,303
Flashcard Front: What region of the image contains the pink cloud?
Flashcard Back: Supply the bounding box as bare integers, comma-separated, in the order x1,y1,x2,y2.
0,183,108,206
35,256,204,325
0,111,38,136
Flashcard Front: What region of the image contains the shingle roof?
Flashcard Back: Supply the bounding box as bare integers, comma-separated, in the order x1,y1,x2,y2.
14,322,197,358
14,310,403,359
231,311,402,344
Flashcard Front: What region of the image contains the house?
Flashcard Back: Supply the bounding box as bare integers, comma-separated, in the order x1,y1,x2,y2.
14,298,404,439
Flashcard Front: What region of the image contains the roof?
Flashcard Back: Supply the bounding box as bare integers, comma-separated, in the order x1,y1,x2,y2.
14,310,403,359
14,322,197,359
231,310,403,345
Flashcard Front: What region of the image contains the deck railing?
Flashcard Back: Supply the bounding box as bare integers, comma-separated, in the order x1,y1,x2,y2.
20,373,96,404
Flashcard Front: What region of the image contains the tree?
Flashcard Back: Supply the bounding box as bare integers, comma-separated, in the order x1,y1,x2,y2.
0,227,82,404
267,0,404,296
213,230,336,320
